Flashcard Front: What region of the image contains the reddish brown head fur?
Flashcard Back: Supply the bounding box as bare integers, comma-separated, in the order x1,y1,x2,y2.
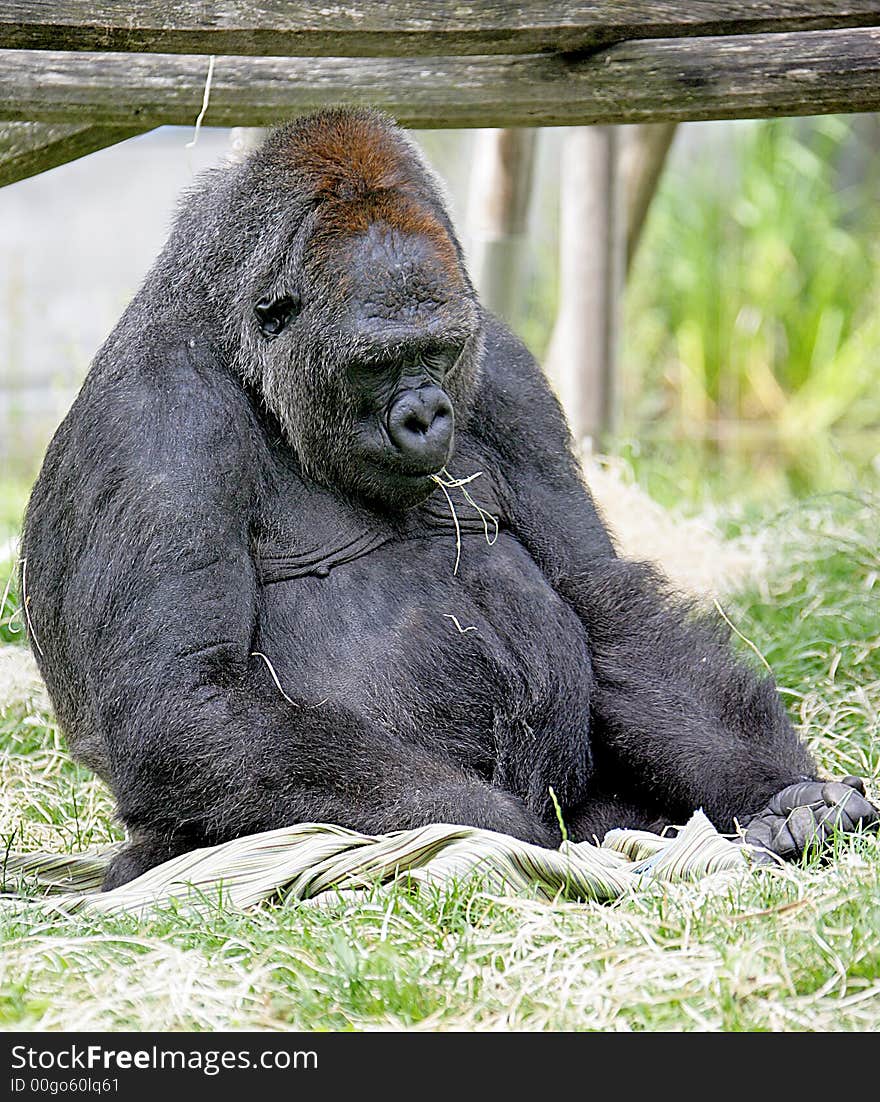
284,110,415,200
280,110,461,283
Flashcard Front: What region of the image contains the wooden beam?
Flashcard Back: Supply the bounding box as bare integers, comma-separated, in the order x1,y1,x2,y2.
1,28,880,128
545,128,623,447
0,120,144,187
2,3,879,57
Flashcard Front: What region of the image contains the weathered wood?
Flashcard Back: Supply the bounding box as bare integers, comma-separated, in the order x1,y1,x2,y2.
622,123,677,270
545,127,623,446
1,27,880,128
467,128,537,322
2,2,879,57
0,120,143,186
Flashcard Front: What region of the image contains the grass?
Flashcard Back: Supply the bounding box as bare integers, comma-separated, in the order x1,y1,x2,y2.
0,482,878,1031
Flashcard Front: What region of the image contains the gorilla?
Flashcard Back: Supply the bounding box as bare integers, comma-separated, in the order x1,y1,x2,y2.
21,110,877,888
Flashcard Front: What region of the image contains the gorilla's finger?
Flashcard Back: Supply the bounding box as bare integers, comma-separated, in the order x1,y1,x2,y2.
746,845,778,867
841,776,867,796
768,782,824,816
822,781,859,806
787,805,819,852
857,801,880,829
821,782,879,826
846,798,879,827
815,803,853,835
770,820,798,858
744,817,775,850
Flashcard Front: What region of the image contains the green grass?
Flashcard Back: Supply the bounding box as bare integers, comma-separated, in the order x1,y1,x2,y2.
0,478,25,646
515,117,880,504
0,486,878,1031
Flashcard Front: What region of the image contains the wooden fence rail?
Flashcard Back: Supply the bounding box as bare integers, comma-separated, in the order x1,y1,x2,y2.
2,28,880,130
0,120,141,186
2,1,879,57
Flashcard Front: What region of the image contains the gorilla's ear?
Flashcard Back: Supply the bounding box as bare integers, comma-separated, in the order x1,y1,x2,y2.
255,293,302,338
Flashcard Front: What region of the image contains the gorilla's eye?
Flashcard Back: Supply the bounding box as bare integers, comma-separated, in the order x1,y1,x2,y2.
255,293,302,338
421,347,458,378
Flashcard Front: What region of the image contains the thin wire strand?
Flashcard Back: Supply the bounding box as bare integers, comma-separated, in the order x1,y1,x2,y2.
430,475,463,575
20,558,43,656
431,467,501,574
443,614,477,634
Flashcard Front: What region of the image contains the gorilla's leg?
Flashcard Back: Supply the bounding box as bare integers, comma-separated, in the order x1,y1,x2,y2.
568,780,879,855
558,559,879,855
556,560,812,826
103,834,190,891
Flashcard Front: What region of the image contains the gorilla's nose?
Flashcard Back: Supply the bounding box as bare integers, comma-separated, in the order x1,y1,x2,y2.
387,386,454,470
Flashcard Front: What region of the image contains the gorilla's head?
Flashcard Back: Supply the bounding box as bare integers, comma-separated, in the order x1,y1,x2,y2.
197,110,483,510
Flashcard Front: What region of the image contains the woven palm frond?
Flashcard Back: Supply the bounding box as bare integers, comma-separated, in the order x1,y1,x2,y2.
1,810,765,917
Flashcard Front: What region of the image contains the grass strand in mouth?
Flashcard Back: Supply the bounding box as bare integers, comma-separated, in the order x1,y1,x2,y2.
430,467,500,576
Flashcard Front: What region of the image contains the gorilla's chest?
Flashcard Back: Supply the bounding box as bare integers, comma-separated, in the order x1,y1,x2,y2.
253,468,592,769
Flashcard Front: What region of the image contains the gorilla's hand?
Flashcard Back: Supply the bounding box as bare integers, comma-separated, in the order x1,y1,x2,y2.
744,776,878,860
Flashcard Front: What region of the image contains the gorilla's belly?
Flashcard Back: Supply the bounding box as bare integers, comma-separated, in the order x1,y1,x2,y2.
255,529,593,774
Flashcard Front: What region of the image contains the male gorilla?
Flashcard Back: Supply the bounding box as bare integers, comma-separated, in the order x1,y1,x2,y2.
22,110,877,888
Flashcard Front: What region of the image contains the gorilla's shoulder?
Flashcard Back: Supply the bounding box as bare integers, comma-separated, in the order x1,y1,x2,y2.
96,317,238,401
479,313,540,384
58,319,261,486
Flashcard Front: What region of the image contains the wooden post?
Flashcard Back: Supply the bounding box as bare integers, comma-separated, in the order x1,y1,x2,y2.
544,126,623,449
466,128,537,322
622,123,677,271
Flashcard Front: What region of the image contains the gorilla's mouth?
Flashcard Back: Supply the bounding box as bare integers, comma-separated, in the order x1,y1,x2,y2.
342,435,443,512
382,462,443,494
398,468,441,482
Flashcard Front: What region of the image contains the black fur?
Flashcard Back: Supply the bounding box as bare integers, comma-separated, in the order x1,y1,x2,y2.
21,111,849,889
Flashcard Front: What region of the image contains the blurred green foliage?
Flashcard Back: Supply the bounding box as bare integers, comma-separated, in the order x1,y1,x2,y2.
621,115,880,499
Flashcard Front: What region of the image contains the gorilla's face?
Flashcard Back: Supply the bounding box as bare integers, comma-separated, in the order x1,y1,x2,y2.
242,114,481,511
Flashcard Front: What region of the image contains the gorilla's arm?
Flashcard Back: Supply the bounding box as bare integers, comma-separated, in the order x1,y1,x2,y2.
474,317,848,835
26,344,550,887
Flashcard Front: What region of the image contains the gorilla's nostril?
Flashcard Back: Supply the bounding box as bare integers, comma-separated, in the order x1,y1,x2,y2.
404,412,430,436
